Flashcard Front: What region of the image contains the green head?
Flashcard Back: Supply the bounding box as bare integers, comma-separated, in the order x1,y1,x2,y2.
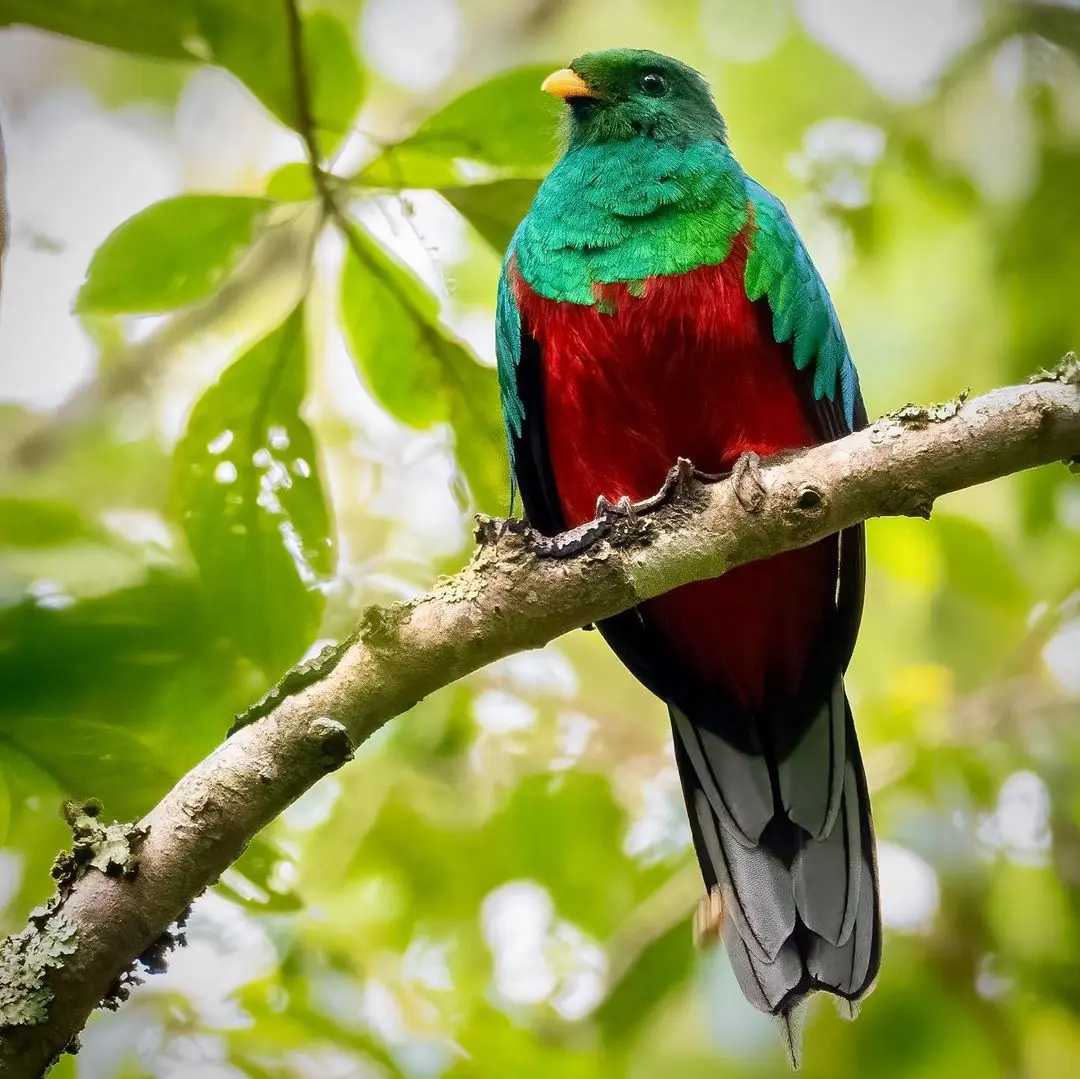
543,48,727,147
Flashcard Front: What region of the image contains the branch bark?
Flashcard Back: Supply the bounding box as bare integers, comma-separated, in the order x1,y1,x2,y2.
1,370,1079,1075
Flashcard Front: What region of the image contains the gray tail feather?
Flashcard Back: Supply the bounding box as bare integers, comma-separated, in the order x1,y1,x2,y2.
672,676,881,1068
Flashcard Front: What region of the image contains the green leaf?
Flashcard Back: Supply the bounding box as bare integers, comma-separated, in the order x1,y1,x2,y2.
0,2,365,139
0,717,175,832
185,0,295,128
172,304,335,674
355,65,561,189
0,499,92,547
0,571,220,725
192,4,365,141
303,11,365,140
265,162,317,202
0,1,193,59
340,226,445,427
77,195,271,315
339,225,506,512
441,179,539,253
0,571,230,818
443,345,510,516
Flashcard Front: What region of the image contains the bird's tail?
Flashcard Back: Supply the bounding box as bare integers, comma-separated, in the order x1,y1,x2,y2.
670,673,880,1068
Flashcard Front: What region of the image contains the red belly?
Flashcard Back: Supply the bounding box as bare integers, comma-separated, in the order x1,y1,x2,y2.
515,238,835,710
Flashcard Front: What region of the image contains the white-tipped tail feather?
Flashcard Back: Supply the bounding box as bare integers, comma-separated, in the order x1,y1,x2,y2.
673,674,881,1069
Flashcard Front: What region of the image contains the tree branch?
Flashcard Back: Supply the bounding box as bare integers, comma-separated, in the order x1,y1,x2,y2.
0,368,1078,1075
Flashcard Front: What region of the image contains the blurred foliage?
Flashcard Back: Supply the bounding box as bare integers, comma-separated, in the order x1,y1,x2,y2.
354,64,560,188
0,0,366,140
171,302,334,672
77,195,273,315
0,1,1078,1078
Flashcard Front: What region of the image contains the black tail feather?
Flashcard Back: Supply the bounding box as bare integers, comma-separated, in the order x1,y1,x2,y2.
673,678,881,1067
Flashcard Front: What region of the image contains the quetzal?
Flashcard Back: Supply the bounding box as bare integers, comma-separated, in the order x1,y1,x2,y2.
495,49,880,1053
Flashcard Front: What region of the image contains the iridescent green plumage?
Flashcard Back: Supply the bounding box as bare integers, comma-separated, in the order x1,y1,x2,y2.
497,49,858,448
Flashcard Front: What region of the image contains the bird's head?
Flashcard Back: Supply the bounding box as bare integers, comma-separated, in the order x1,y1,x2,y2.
543,49,727,148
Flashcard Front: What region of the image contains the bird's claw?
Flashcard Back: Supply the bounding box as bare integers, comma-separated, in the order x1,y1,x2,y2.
595,493,638,523
632,457,695,513
518,456,720,561
610,457,717,518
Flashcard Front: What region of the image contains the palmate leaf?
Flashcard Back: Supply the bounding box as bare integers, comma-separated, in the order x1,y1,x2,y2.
172,303,335,675
0,1,365,142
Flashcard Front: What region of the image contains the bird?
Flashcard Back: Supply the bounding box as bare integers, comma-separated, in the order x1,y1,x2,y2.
495,49,880,1064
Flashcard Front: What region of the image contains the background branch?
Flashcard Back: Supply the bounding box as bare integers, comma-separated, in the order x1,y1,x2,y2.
0,369,1078,1077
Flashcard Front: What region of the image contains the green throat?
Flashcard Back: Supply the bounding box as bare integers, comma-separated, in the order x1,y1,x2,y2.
513,136,750,307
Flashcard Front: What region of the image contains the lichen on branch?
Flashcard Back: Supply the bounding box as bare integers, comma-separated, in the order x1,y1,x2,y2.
0,912,78,1030
0,800,146,1045
54,801,148,885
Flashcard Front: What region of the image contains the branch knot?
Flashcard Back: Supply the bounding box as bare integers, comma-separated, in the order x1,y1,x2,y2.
309,717,354,771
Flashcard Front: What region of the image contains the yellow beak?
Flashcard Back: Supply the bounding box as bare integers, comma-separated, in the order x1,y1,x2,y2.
541,68,595,100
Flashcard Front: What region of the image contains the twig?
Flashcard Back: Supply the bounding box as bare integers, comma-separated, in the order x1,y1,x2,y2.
281,0,447,336
283,0,334,209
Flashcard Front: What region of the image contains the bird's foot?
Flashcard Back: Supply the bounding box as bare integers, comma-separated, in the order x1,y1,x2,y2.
629,458,693,514
502,457,731,562
607,456,724,519
474,514,574,558
517,513,617,560
693,886,726,949
531,494,647,560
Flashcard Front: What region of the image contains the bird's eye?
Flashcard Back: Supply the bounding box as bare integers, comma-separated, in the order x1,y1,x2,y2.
640,72,668,97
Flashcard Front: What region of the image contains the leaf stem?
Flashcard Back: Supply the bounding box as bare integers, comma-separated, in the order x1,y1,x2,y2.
283,0,334,208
